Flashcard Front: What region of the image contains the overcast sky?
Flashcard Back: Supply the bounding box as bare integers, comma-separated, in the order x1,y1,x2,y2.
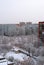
0,0,44,24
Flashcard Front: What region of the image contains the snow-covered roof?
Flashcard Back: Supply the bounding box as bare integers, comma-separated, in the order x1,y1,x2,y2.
0,59,14,65
5,51,29,62
0,55,5,60
0,58,7,65
0,62,7,65
8,61,14,64
11,46,29,54
0,59,7,63
0,55,4,59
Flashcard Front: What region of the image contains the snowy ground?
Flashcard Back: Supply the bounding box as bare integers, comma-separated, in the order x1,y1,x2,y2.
0,46,44,65
0,35,44,65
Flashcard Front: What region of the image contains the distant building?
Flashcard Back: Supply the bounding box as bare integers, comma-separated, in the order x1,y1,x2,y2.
19,22,25,26
16,24,20,27
38,22,44,43
26,22,32,25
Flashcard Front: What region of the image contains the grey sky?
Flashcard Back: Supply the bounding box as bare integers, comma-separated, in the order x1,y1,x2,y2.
0,0,44,24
